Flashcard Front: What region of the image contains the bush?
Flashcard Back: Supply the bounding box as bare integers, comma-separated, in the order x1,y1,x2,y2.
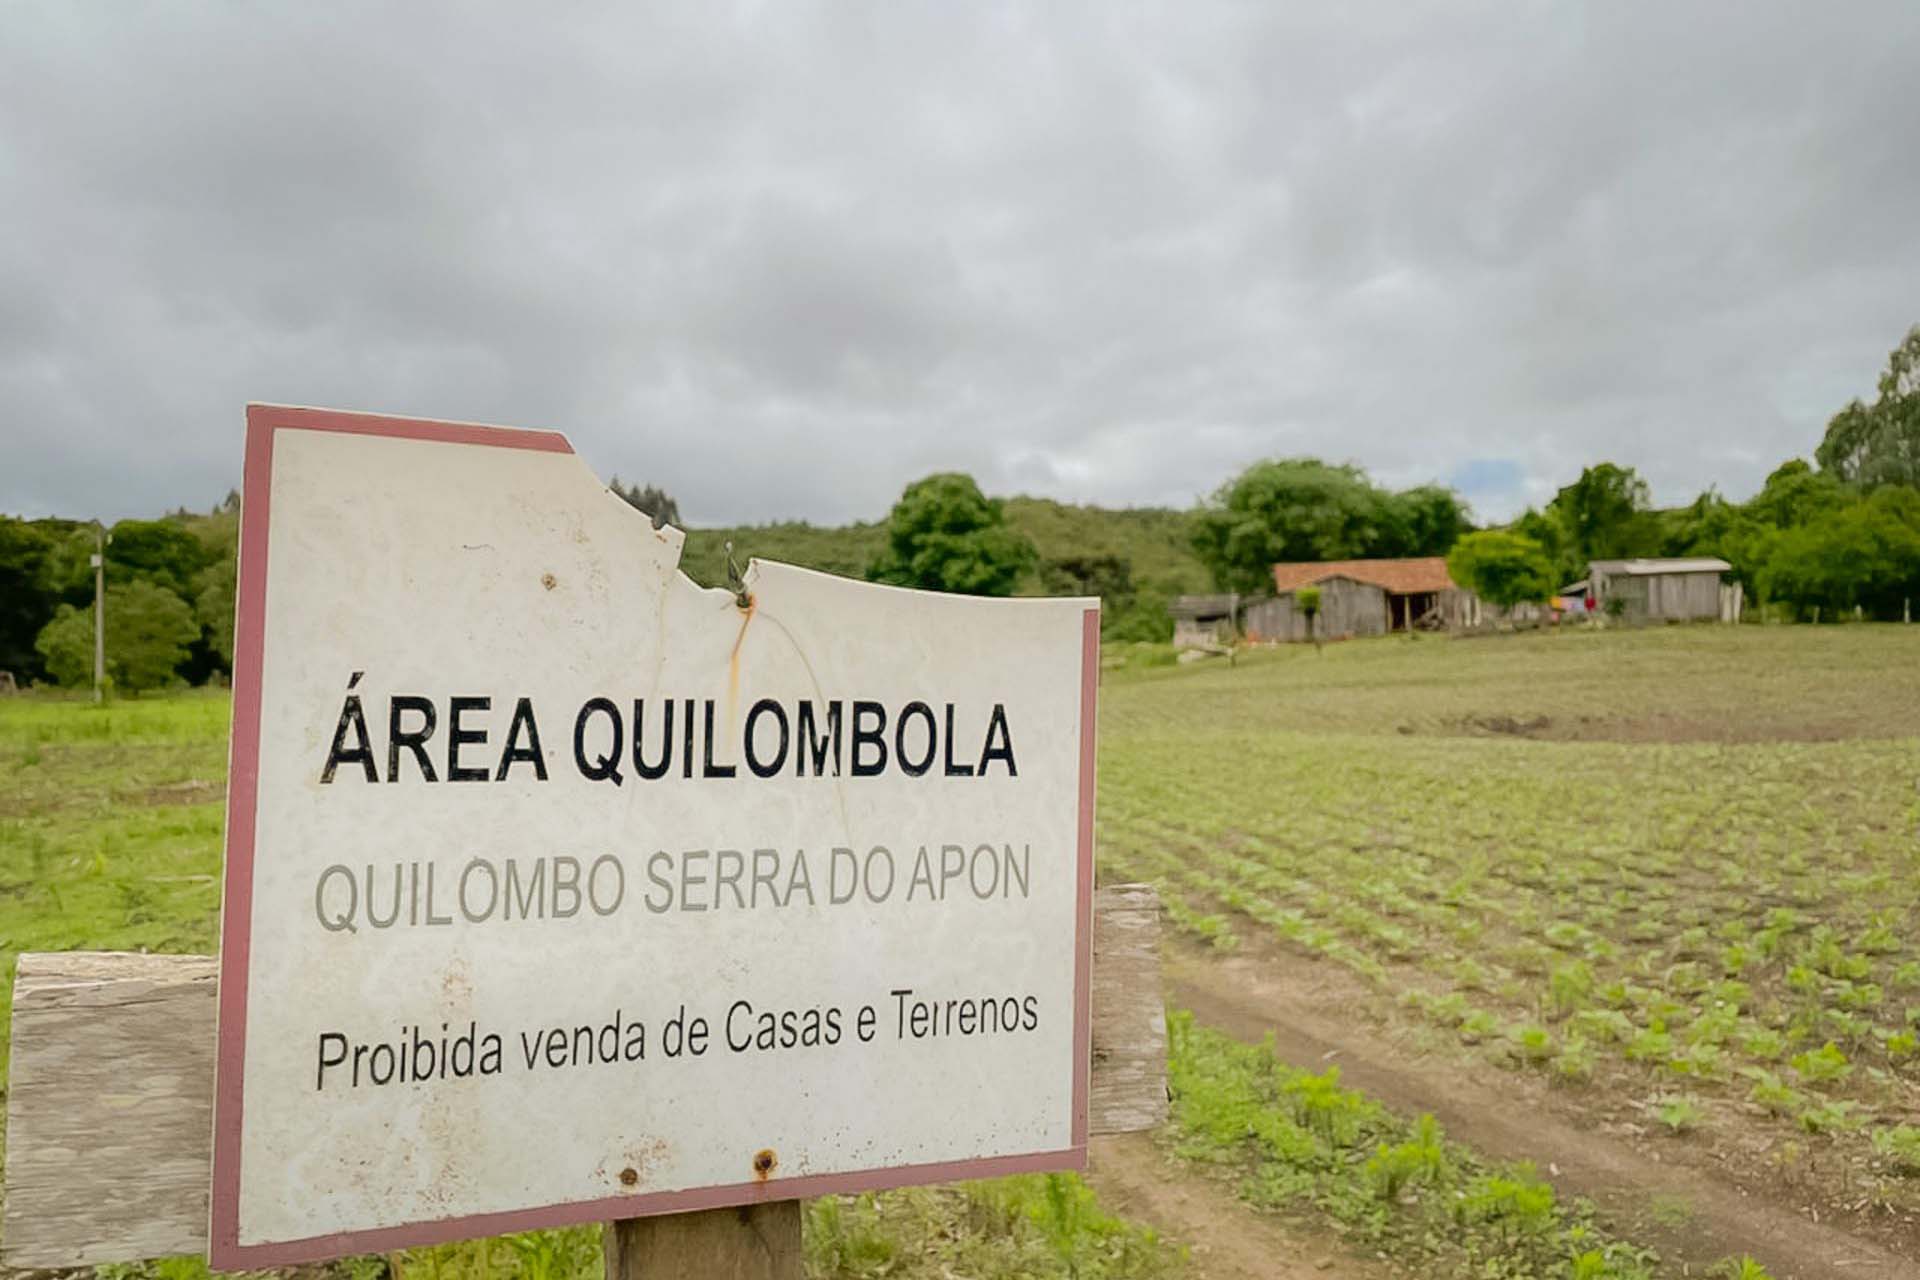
34,581,200,692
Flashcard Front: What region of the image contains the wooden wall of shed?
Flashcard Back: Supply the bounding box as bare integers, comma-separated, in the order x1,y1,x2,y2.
1327,579,1389,637
1173,616,1235,650
1242,596,1294,642
1246,579,1387,642
1646,571,1724,620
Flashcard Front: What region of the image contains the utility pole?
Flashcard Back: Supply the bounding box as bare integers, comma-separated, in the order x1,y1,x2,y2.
91,523,105,703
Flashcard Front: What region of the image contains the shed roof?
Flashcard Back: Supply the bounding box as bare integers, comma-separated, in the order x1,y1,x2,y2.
1272,557,1456,595
1589,557,1732,576
1169,593,1240,619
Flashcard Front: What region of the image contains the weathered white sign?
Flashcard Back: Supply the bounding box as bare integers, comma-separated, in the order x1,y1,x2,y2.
212,406,1097,1267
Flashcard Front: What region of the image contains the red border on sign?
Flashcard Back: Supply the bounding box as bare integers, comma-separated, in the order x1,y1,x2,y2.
210,405,1098,1269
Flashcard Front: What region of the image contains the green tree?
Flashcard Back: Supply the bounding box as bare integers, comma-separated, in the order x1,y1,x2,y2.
32,520,100,604
1380,485,1471,558
1036,553,1171,641
1661,489,1776,601
1745,459,1851,529
1547,463,1658,562
1192,460,1391,593
0,517,58,680
867,473,1035,596
1759,487,1920,620
34,581,201,692
104,518,210,597
1447,531,1556,612
1817,325,1920,490
1037,552,1133,602
184,510,240,678
1509,507,1581,586
194,555,238,668
610,477,682,529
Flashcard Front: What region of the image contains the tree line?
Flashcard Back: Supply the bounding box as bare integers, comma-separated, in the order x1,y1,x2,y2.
867,324,1920,626
4,323,1916,692
1442,325,1920,617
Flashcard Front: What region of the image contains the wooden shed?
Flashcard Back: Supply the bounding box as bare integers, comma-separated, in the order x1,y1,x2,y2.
1169,593,1240,650
1244,576,1386,642
1247,558,1477,642
1587,557,1734,623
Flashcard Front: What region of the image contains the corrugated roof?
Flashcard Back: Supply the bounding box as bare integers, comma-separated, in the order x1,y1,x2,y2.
1589,557,1732,576
1271,557,1457,595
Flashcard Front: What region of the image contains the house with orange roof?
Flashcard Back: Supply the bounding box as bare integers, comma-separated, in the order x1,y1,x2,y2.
1244,557,1480,642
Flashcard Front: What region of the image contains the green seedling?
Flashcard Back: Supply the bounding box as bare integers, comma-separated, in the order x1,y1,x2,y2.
1790,1041,1851,1085
1741,1068,1803,1117
1870,1125,1920,1175
1796,1098,1860,1135
1655,1095,1704,1134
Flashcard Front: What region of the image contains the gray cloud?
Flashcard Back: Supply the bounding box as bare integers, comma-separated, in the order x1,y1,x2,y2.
3,1,1917,526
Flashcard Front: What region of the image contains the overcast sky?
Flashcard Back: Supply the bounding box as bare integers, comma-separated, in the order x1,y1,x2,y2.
4,3,1917,527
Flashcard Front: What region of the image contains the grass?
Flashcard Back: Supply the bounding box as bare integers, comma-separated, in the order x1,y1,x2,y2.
1099,624,1920,1226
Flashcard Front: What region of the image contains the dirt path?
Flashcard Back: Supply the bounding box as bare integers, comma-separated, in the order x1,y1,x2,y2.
1087,1132,1388,1280
1169,944,1920,1280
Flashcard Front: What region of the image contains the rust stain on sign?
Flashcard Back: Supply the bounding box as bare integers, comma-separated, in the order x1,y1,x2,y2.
726,599,756,724
603,1137,672,1192
751,1148,777,1181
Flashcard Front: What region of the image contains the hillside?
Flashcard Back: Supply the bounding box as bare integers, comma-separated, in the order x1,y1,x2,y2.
678,496,1213,640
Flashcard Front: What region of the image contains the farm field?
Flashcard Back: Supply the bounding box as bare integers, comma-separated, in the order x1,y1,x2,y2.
1100,624,1920,1273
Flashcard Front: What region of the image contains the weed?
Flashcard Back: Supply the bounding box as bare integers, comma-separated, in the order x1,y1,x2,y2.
1869,1126,1920,1175
1509,1023,1558,1064
1789,1041,1852,1086
1654,1095,1705,1135
1458,1009,1500,1044
1556,1035,1598,1085
1364,1115,1448,1200
1795,1099,1861,1135
1742,1069,1804,1117
1550,961,1595,1016
1736,1025,1786,1061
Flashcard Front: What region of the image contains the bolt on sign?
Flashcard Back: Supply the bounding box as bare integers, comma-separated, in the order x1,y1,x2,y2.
211,406,1098,1267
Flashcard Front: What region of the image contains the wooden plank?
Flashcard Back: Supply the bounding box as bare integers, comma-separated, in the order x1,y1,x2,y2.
604,1201,802,1280
2,885,1166,1270
4,952,217,1269
1088,883,1167,1137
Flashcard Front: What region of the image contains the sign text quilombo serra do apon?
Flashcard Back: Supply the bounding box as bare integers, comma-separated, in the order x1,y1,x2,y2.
211,406,1097,1267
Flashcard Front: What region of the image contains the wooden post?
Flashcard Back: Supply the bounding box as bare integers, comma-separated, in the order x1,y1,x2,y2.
3,886,1166,1277
605,1203,803,1280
